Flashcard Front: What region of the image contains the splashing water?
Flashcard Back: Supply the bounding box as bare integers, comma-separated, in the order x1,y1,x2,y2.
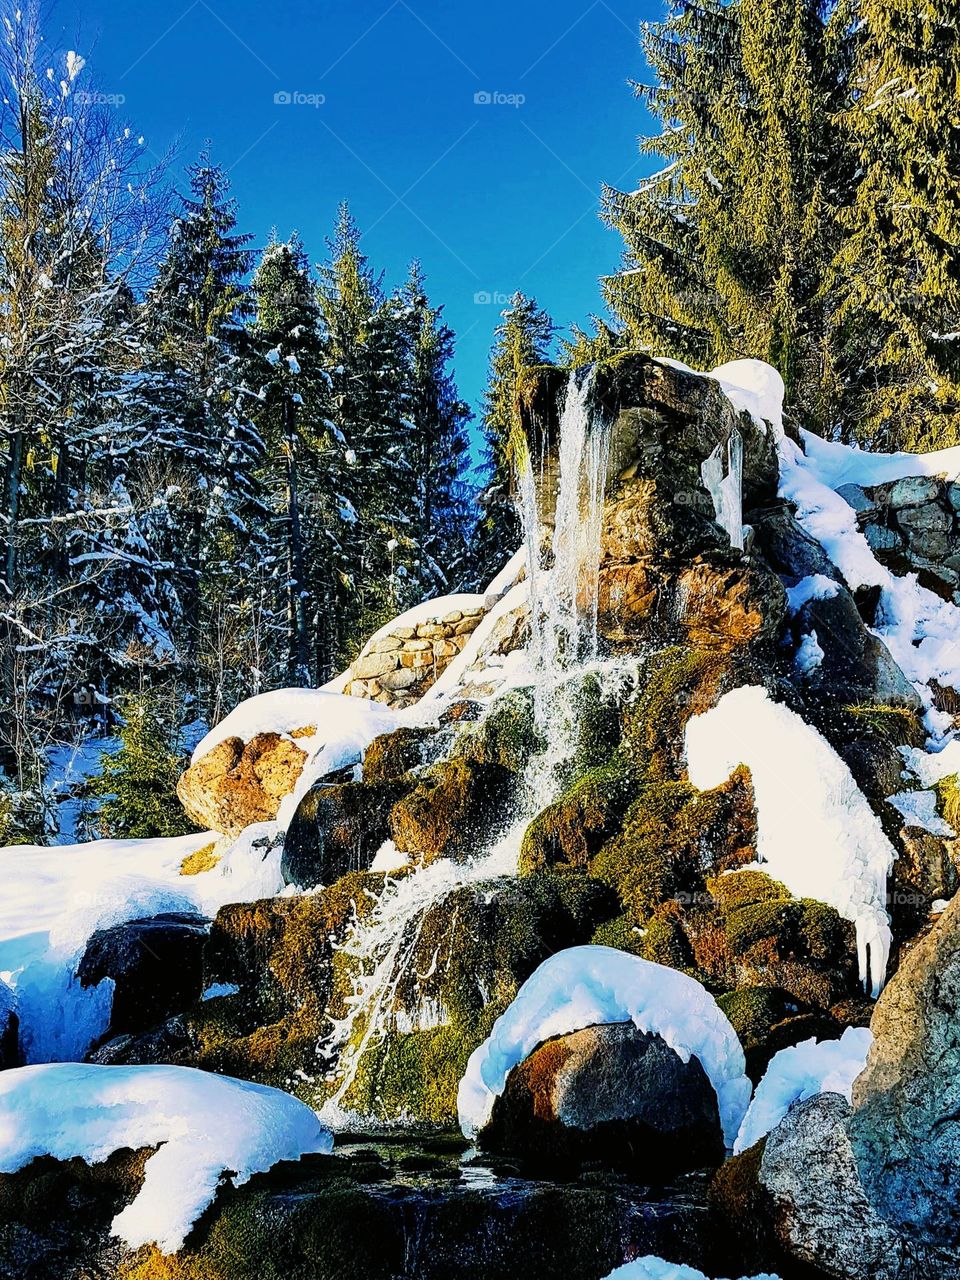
317,367,620,1123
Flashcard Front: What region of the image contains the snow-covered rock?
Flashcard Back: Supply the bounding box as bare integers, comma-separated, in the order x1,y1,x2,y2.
734,1026,872,1154
601,1259,780,1280
685,686,895,995
458,945,752,1147
0,1063,332,1254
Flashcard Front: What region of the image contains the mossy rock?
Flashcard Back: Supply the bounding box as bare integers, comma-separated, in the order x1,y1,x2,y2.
717,986,841,1082
843,702,925,750
335,873,616,1124
935,774,960,834
453,687,541,773
717,986,795,1051
389,756,518,864
362,725,441,784
706,869,790,914
282,778,411,888
519,756,637,875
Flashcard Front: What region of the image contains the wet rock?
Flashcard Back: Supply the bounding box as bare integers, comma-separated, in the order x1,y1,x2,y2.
282,777,411,888
177,732,309,837
389,756,517,864
479,1022,725,1176
848,891,960,1249
77,913,209,1042
760,1093,960,1278
752,503,837,579
362,725,441,784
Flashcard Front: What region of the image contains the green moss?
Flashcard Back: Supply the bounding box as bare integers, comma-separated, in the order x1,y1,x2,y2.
706,869,788,914
519,755,637,875
638,901,697,970
453,688,540,773
844,702,925,749
390,756,516,863
935,773,960,833
717,986,792,1047
620,646,728,780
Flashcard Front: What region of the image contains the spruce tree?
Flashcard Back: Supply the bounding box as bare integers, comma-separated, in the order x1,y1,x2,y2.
832,0,960,448
90,690,197,839
603,0,850,431
469,292,555,585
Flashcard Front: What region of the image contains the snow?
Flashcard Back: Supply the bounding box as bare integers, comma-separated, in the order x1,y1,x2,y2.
684,686,895,996
0,1063,332,1254
710,359,785,434
0,827,283,1062
190,689,402,835
902,738,960,788
798,429,960,489
888,789,956,836
795,630,825,676
778,430,960,696
601,1261,779,1280
485,545,526,598
785,574,839,614
457,945,751,1147
734,1026,872,1154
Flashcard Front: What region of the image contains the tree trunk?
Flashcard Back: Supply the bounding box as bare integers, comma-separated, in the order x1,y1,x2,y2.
285,397,311,684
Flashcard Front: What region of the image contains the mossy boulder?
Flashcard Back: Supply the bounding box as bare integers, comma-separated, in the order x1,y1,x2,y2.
479,1022,725,1177
717,986,842,1083
518,756,637,874
389,756,517,864
282,778,411,888
361,725,441,784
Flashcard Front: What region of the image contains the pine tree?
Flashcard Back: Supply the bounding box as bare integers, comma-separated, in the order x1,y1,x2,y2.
469,292,555,586
249,234,327,684
317,203,410,656
603,0,850,431
90,689,197,839
831,0,960,448
397,262,473,599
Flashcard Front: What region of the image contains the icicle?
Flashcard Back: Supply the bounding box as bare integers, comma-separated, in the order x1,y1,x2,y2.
701,429,744,551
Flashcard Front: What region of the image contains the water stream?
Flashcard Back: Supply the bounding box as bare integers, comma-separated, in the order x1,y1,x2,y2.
318,369,619,1122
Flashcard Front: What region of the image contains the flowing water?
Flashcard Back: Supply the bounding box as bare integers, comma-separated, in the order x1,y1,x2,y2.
318,368,622,1122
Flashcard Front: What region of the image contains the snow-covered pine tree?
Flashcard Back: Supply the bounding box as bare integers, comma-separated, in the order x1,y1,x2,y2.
397,262,473,600
831,0,960,449
248,233,337,685
317,203,412,658
141,151,269,721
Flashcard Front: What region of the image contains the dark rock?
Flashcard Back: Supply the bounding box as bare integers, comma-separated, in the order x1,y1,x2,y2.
761,1093,960,1278
752,502,838,579
836,483,878,521
864,523,902,553
0,1003,19,1071
76,913,209,1042
848,891,960,1249
888,475,943,508
87,1014,196,1066
480,1022,725,1176
282,777,411,888
793,585,921,709
362,726,440,783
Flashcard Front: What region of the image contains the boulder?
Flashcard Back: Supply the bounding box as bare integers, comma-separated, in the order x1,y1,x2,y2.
793,585,921,710
177,731,310,837
361,725,441,784
389,756,517,864
77,912,209,1041
752,503,838,579
282,777,411,888
848,891,960,1248
760,1093,960,1278
479,1022,725,1175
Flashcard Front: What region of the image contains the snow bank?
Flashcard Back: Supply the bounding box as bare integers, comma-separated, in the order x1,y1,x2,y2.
0,827,283,1062
192,688,399,765
684,686,895,996
457,945,751,1146
734,1026,872,1154
799,429,960,490
602,1260,780,1280
0,1063,332,1254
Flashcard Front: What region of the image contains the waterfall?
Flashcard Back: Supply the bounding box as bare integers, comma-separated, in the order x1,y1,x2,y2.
317,367,618,1125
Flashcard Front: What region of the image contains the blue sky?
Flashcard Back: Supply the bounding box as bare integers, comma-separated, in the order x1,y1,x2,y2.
51,0,659,422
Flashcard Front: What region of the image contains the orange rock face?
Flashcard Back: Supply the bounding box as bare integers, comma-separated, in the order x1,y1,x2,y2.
177,731,310,837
